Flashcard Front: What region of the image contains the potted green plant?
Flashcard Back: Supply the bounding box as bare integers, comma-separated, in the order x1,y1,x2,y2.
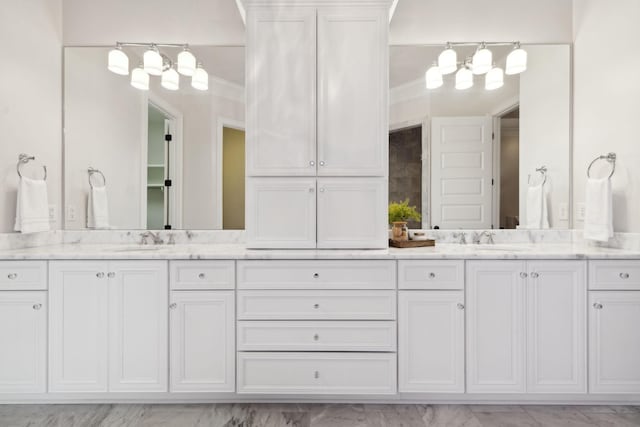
388,199,422,241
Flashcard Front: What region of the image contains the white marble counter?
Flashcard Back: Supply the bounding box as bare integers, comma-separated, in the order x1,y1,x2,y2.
1,242,639,260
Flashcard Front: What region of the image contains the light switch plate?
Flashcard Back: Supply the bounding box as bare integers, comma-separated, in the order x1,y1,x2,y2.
559,203,569,221
66,205,77,221
576,203,586,221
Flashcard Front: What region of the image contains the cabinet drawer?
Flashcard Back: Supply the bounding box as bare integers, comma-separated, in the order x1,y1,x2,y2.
237,321,396,352
0,261,47,290
398,260,464,290
170,260,234,290
589,260,640,290
237,352,397,394
237,290,396,320
237,260,396,289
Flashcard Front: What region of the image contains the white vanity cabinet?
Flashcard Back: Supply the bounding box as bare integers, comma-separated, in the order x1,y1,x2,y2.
49,260,168,393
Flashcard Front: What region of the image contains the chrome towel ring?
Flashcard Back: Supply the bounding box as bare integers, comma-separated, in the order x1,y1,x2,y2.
528,166,547,186
16,153,47,180
587,152,616,179
88,167,107,188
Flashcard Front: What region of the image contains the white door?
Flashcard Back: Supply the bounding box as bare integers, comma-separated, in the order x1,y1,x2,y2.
589,291,640,393
398,291,465,393
246,8,317,176
526,261,587,393
170,291,235,392
49,261,109,392
317,178,387,249
109,261,168,392
0,291,47,393
467,260,526,393
246,177,317,249
431,116,493,229
317,7,388,176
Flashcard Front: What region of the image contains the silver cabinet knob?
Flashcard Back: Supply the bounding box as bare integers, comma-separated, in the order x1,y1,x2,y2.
457,303,465,310
314,370,320,379
428,272,436,279
530,272,539,279
198,273,206,279
620,273,630,279
309,160,315,166
7,273,17,280
313,303,320,309
107,272,115,279
169,303,177,310
313,334,319,341
32,303,42,310
319,161,325,166
96,272,105,279
593,303,603,309
313,273,319,279
319,188,325,193
520,272,528,279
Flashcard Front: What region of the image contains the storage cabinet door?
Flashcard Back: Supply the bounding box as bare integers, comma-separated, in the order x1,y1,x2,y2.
170,291,235,392
246,8,317,176
0,291,46,393
466,260,526,393
317,178,387,249
399,291,465,393
246,178,317,249
317,7,387,176
109,261,168,392
49,261,109,392
527,261,586,393
589,291,640,393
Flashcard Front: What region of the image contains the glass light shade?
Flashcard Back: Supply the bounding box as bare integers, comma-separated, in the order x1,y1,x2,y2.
472,47,493,75
485,67,504,90
161,67,180,91
143,48,163,76
425,65,443,89
191,66,208,91
506,47,527,75
455,67,473,90
108,48,129,75
438,48,457,75
130,67,149,90
177,50,197,76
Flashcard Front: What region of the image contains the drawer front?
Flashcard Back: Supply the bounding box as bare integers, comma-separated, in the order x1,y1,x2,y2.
237,352,397,394
170,260,235,290
589,260,640,290
237,260,396,289
0,261,47,290
398,260,464,290
237,321,396,352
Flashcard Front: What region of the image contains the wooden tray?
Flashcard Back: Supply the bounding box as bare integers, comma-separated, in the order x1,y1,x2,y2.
389,238,435,248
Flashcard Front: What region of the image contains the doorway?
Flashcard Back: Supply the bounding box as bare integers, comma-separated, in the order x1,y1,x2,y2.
389,125,423,230
222,126,246,230
498,108,520,229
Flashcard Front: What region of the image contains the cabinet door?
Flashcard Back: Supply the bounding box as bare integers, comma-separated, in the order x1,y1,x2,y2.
317,178,387,249
466,260,526,393
170,291,235,392
399,291,465,393
317,7,388,176
589,291,640,393
246,8,316,176
0,291,46,393
527,261,586,393
49,261,109,392
109,261,168,392
246,178,317,249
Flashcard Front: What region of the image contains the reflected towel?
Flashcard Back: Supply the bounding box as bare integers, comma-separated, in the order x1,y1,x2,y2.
525,183,549,229
88,186,110,229
584,178,613,242
14,177,50,234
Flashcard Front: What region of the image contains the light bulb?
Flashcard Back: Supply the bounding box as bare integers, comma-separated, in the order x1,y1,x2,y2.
485,67,504,90
506,43,527,75
191,64,208,91
438,44,457,75
425,64,443,89
177,49,197,76
143,46,163,76
472,43,492,75
130,66,149,90
108,46,129,75
161,67,180,91
455,66,473,90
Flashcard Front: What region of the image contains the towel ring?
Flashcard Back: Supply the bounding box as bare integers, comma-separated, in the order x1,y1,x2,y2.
88,167,107,188
587,152,616,179
528,166,547,186
16,153,47,180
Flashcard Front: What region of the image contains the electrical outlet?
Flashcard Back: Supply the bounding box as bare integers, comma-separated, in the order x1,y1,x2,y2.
576,203,586,221
48,205,57,221
559,203,569,221
67,205,77,221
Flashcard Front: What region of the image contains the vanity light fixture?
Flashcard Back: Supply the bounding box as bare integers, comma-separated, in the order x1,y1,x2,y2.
161,66,180,91
107,44,129,75
191,63,209,91
455,60,474,90
143,45,163,76
485,66,504,90
177,47,197,76
472,42,493,75
425,62,443,89
130,65,150,91
437,43,458,75
506,42,528,75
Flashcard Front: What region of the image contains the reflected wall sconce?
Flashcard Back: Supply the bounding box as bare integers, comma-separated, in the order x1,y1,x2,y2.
107,42,209,91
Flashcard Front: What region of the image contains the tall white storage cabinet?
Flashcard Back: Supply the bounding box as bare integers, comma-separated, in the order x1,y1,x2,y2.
245,0,391,249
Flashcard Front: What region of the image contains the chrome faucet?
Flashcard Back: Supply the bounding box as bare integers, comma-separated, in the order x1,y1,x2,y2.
140,231,164,245
473,231,496,244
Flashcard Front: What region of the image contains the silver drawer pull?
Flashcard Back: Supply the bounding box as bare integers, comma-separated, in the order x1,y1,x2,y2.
319,161,325,166
314,370,320,379
96,272,105,279
169,303,177,310
107,272,115,279
309,160,315,166
7,273,18,280
593,303,603,309
428,272,436,279
313,334,319,341
620,273,630,279
520,272,528,279
313,303,320,309
313,273,319,279
198,273,206,279
32,303,42,310
457,303,465,310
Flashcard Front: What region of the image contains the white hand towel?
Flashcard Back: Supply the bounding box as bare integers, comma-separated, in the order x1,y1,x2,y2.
87,186,110,229
584,177,613,242
525,183,549,229
14,177,50,234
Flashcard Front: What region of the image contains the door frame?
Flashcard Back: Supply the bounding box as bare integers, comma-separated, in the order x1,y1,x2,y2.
493,102,520,230
215,117,245,230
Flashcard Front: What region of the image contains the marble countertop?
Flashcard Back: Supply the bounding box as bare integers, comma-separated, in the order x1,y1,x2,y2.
1,242,639,260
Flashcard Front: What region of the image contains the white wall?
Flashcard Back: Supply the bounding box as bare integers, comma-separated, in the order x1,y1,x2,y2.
0,0,63,232
573,0,640,233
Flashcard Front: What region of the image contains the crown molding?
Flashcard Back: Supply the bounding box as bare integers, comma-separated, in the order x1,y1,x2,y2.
390,77,429,105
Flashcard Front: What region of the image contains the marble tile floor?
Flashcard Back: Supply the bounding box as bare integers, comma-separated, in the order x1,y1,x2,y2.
1,404,640,427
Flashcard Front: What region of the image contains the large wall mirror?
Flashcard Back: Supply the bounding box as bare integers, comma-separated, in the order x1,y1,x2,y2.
389,44,571,230
64,45,245,230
